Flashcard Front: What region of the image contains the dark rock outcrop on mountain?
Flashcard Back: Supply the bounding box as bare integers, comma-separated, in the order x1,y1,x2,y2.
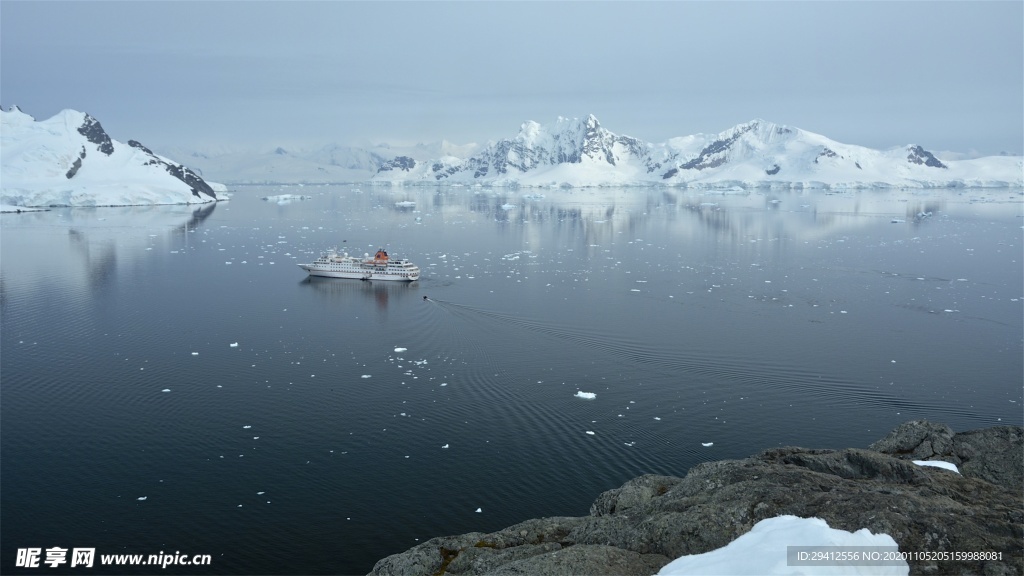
378,156,417,173
128,140,217,200
77,113,115,156
65,147,86,179
906,145,948,169
370,420,1023,576
815,146,839,163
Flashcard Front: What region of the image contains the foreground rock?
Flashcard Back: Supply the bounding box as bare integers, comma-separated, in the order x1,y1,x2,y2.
370,421,1023,576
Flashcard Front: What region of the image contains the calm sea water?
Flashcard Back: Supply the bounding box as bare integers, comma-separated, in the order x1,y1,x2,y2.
2,186,1021,575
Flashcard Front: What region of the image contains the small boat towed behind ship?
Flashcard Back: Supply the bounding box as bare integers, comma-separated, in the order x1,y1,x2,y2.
298,248,420,281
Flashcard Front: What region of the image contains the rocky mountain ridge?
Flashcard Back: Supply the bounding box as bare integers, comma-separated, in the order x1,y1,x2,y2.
169,115,1022,189
1,106,220,207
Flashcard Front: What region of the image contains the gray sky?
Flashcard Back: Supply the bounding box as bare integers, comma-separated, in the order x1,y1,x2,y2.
2,1,1022,154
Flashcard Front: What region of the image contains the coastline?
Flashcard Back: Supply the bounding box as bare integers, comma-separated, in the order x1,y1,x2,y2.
370,420,1023,576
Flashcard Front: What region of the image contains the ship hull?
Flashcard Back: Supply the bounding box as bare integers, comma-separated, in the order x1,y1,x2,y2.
297,264,419,282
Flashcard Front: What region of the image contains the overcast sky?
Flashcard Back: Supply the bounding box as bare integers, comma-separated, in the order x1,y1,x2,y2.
2,1,1021,155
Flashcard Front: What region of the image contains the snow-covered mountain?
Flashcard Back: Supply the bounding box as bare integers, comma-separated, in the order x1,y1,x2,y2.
164,143,391,185
5,108,1019,196
159,140,482,185
1,107,222,207
372,115,1022,189
384,115,659,186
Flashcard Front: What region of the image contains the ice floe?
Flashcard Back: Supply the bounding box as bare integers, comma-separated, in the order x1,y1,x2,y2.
702,442,714,447
263,194,312,204
574,391,596,400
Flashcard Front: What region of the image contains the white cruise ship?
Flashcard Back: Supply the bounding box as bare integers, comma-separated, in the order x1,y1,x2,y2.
298,248,420,281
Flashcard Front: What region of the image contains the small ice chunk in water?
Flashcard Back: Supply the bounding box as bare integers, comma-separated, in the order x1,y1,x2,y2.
586,431,595,435
161,389,171,393
442,444,449,449
230,342,239,348
191,352,199,356
702,442,714,447
361,375,372,379
575,391,596,400
394,347,408,352
475,508,482,513
137,497,147,501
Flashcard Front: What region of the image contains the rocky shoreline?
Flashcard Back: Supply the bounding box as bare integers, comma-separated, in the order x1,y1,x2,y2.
370,420,1022,576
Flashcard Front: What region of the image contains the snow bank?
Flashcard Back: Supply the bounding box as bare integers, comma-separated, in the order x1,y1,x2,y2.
657,515,908,575
913,460,960,474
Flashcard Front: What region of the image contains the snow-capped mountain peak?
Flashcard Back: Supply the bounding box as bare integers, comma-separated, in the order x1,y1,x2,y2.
362,114,1020,189
10,108,1015,192
1,106,220,207
407,114,655,183
76,111,115,156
